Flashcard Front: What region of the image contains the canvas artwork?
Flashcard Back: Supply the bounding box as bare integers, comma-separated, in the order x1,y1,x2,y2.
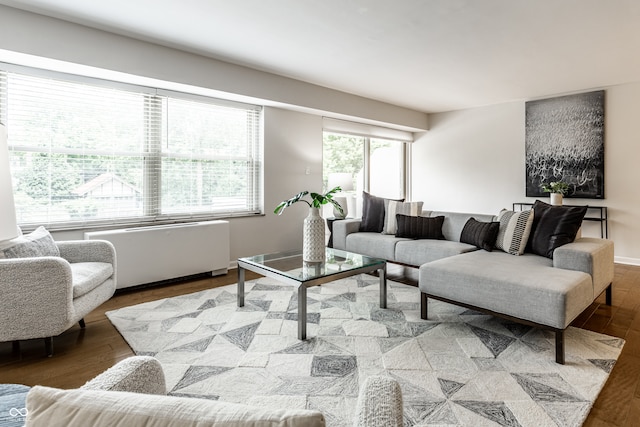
525,90,605,198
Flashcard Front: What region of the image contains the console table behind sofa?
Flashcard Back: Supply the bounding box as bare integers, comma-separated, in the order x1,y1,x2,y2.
513,202,608,238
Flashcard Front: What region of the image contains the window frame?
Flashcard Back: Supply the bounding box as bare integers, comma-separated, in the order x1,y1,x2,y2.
0,62,263,232
322,131,411,202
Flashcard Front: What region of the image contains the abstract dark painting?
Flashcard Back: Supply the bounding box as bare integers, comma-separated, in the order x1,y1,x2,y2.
525,90,605,198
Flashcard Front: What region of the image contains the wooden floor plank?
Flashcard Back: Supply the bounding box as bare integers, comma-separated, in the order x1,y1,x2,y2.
0,263,638,424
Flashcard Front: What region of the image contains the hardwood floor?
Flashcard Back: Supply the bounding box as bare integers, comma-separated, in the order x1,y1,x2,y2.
1,264,639,425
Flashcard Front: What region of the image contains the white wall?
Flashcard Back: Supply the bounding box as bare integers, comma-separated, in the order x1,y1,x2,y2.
230,107,324,258
413,84,640,264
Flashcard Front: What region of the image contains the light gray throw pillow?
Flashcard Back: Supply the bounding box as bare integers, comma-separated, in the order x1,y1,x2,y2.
26,386,326,427
0,226,59,259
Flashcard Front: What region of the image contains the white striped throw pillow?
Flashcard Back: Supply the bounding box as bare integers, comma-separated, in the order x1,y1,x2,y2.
382,200,424,235
495,209,534,255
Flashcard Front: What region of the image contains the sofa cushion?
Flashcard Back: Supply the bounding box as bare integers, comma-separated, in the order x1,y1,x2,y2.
395,239,477,266
359,191,403,233
419,250,593,329
528,200,588,259
0,226,59,259
495,209,534,255
70,262,114,298
382,200,423,235
346,232,405,261
460,218,500,251
26,386,326,427
395,215,444,240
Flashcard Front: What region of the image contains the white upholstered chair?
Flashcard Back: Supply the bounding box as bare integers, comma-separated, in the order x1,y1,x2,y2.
23,356,404,427
0,236,116,356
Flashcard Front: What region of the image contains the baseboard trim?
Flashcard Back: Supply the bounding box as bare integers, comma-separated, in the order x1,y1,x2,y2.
615,256,640,266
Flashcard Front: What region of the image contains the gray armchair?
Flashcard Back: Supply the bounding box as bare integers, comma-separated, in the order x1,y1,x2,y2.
0,240,116,356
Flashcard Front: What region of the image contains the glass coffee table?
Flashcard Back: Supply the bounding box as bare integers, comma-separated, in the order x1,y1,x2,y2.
237,248,387,340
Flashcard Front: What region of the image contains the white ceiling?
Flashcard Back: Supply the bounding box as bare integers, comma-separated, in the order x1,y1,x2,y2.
1,0,640,113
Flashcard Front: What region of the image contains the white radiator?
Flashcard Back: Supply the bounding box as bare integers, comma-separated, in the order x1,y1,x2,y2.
85,220,230,289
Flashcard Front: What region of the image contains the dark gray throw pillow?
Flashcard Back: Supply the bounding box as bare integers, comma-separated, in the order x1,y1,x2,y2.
359,191,403,233
395,214,445,240
528,200,588,258
460,218,500,251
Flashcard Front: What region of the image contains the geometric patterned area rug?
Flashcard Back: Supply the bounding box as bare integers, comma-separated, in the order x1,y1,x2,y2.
106,274,624,427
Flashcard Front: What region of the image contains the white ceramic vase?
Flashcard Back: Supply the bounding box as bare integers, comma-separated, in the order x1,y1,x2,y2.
550,193,563,206
332,196,347,219
303,207,326,262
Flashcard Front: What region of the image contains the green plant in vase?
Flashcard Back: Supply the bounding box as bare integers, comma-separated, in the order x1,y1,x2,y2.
541,181,569,206
274,186,344,262
274,186,344,216
541,181,569,195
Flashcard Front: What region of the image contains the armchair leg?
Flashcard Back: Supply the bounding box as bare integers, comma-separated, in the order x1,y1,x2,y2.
79,318,86,328
605,284,612,306
44,337,53,357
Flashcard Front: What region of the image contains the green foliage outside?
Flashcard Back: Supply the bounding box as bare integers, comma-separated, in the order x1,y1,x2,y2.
322,133,397,193
322,133,364,190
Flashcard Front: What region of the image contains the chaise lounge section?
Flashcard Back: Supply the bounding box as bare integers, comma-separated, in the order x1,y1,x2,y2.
419,238,613,364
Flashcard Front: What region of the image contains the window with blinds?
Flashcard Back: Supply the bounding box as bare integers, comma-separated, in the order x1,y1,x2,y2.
0,66,263,229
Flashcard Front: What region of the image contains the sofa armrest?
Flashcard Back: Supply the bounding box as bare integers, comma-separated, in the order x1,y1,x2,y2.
353,376,403,427
332,219,361,250
81,356,167,395
57,240,116,265
553,237,614,296
0,257,74,341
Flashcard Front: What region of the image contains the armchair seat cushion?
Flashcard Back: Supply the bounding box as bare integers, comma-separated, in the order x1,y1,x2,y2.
70,262,114,298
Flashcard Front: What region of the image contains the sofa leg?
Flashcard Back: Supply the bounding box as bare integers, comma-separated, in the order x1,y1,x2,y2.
555,330,565,365
606,284,612,306
421,292,428,320
79,318,86,328
44,337,53,358
12,340,20,354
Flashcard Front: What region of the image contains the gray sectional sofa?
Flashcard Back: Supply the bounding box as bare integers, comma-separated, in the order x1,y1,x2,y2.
332,208,614,364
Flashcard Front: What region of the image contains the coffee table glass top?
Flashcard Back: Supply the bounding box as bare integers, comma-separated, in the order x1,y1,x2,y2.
238,247,385,283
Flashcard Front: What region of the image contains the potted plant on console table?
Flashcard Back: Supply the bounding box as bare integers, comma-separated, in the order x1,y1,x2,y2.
542,181,569,206
274,187,343,262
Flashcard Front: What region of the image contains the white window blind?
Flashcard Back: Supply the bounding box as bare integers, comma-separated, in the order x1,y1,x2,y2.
0,65,263,229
